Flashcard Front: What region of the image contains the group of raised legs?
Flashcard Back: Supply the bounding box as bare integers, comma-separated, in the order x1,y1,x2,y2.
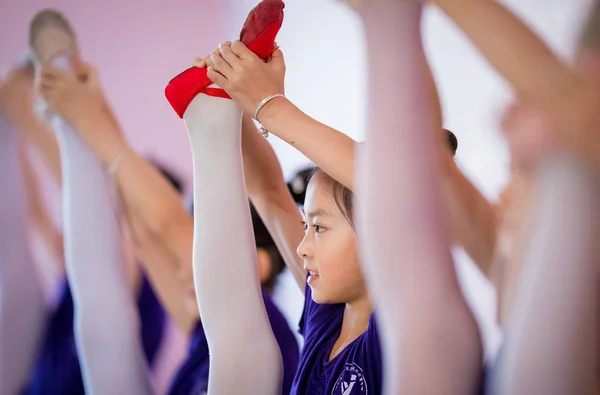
1,0,600,394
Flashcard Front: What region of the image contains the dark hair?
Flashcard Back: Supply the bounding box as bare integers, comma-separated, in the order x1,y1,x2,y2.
29,9,75,49
252,205,285,291
186,201,285,290
287,166,314,205
309,169,355,227
150,159,184,196
445,129,458,156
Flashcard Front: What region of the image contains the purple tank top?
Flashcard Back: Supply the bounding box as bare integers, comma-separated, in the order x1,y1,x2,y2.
291,283,382,395
168,288,299,395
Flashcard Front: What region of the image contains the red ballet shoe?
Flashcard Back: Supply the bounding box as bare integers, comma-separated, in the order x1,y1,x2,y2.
165,0,285,118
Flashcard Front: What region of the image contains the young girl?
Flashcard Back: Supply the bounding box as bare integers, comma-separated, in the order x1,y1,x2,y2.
40,62,299,395
0,57,167,395
193,13,487,394
296,169,381,394
196,39,496,276
37,6,299,394
195,39,378,393
25,10,172,394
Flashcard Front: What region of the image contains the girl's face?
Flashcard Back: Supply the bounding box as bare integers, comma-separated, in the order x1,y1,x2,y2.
297,173,367,305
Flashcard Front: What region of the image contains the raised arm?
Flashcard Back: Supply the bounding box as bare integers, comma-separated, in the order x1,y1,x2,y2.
40,61,196,334
256,99,358,190
432,0,600,169
241,114,306,291
40,56,153,394
193,48,356,191
203,38,443,193
433,0,581,107
200,40,497,274
0,65,62,183
440,150,497,273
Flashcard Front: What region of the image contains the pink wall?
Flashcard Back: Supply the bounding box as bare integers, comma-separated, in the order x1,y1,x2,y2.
1,0,231,193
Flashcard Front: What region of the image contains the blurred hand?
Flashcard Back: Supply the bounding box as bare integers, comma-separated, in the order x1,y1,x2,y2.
501,101,558,174
72,59,104,98
192,41,285,117
0,65,35,119
38,58,104,127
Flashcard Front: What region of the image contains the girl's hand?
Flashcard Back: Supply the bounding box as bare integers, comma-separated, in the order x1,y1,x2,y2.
192,41,285,118
38,60,104,128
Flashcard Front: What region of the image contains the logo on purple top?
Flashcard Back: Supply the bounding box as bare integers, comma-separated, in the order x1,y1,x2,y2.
332,363,368,395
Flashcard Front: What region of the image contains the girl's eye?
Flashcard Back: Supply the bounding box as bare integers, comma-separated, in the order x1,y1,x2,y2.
301,221,308,232
314,225,325,233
